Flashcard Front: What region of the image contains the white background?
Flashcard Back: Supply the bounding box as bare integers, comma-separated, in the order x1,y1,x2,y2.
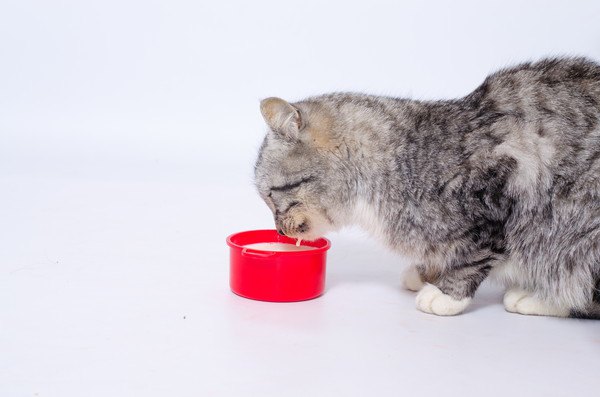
1,1,600,396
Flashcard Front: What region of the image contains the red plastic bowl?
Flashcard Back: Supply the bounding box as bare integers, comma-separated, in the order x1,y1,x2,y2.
226,230,331,302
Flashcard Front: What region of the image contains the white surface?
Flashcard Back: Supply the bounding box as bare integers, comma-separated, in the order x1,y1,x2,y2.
2,1,600,396
2,175,600,397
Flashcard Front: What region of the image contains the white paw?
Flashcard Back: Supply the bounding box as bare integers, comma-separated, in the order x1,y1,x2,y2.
402,265,424,292
503,288,529,312
503,288,568,317
415,284,471,316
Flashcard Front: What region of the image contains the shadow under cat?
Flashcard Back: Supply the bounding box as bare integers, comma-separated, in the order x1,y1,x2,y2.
325,234,505,315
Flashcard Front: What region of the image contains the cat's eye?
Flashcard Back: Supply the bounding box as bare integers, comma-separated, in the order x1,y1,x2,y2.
270,176,315,192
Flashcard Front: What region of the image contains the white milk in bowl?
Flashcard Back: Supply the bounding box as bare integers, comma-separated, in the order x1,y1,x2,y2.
244,242,315,252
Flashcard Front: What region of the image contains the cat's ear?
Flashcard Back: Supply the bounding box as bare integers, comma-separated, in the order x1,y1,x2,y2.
260,97,304,139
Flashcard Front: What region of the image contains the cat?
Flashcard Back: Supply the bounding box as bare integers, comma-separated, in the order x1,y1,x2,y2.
253,57,600,319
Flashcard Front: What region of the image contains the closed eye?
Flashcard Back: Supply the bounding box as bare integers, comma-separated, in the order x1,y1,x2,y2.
270,176,315,192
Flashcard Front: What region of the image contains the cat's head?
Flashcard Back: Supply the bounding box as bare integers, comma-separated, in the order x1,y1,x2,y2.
254,97,346,241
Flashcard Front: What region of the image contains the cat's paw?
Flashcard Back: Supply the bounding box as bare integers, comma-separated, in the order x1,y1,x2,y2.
402,265,424,292
503,288,529,313
415,284,471,316
503,288,568,317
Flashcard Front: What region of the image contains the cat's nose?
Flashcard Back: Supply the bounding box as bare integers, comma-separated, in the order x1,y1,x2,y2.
297,221,308,233
276,227,286,236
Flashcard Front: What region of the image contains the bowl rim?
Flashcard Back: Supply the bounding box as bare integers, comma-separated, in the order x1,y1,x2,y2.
226,229,331,254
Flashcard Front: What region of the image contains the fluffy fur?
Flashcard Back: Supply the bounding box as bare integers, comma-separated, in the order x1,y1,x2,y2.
254,57,600,318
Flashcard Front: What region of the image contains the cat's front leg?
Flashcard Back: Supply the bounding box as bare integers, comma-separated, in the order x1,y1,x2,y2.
415,260,492,316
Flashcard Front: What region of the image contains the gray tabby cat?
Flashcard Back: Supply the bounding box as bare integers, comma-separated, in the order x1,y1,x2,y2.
254,57,600,319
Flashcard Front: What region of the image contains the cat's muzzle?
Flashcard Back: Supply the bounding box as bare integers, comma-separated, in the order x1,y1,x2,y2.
275,216,310,238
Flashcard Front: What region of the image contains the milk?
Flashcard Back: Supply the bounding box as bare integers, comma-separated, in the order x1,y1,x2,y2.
244,242,315,252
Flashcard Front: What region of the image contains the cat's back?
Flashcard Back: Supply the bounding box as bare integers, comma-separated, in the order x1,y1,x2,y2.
487,56,600,87
467,57,600,122
467,57,600,201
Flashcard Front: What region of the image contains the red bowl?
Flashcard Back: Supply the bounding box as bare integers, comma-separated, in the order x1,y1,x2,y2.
226,230,331,302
